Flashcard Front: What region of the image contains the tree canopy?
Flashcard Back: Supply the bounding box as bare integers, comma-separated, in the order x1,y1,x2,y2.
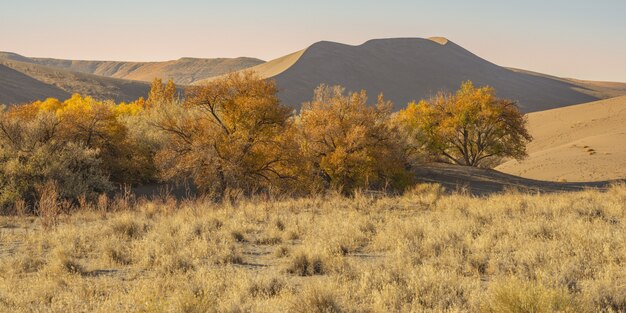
397,81,532,167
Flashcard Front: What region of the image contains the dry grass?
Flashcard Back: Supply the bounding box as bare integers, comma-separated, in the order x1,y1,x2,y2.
1,184,625,312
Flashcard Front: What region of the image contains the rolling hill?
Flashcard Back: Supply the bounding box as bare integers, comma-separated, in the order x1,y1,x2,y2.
196,37,626,112
0,59,151,104
0,63,70,104
0,52,264,85
496,95,626,181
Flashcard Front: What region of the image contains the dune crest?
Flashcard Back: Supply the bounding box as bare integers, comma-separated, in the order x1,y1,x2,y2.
427,37,449,45
196,37,626,112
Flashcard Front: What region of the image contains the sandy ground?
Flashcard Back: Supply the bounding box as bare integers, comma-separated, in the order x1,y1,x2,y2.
496,96,626,182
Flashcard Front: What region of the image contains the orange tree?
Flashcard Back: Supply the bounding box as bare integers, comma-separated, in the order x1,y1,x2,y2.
151,71,295,198
296,85,411,193
397,81,532,167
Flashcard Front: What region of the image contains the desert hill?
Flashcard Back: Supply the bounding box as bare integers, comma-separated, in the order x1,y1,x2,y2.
0,51,264,85
0,58,150,104
197,37,626,112
0,63,70,104
496,95,626,181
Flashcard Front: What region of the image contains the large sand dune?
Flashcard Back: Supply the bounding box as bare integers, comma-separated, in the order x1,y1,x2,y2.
0,52,263,85
496,96,626,181
197,37,626,112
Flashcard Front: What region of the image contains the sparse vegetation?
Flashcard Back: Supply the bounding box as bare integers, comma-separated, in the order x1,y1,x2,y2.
1,185,625,312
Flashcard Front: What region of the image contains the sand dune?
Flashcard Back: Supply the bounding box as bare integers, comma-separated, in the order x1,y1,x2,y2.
197,37,626,112
0,59,150,104
0,52,263,85
0,64,69,104
496,96,626,181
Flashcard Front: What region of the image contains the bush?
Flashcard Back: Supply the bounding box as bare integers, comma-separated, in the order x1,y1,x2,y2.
0,121,112,212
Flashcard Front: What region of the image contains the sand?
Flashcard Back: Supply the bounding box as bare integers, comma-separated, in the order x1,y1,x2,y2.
496,96,626,182
196,37,626,112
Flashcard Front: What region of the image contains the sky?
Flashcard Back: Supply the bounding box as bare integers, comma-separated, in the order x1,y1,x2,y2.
1,0,625,82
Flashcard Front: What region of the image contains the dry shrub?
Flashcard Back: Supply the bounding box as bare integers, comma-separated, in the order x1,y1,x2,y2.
13,199,28,216
274,245,290,258
45,249,85,276
2,253,45,275
110,216,147,240
286,251,325,276
247,277,285,298
97,193,109,214
231,230,246,242
290,284,343,313
37,181,61,228
103,243,132,265
481,279,574,313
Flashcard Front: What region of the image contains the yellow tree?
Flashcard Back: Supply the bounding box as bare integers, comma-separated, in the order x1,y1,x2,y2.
163,79,177,102
397,81,532,167
152,71,294,197
26,94,153,185
0,104,112,209
297,85,411,193
146,78,164,107
147,78,177,107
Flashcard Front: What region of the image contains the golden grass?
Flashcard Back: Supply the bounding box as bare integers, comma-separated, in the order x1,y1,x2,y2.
1,184,625,312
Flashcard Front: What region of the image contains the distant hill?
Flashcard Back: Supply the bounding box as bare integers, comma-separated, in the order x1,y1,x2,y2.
496,95,626,181
0,52,264,85
0,63,69,104
0,59,150,104
196,37,626,112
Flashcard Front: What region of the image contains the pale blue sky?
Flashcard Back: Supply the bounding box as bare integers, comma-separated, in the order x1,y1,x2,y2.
1,0,625,81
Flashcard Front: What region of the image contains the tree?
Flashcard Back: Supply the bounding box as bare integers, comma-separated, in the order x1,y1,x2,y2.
0,108,112,211
297,85,411,193
152,71,295,198
24,94,155,185
397,81,532,167
147,78,177,107
163,79,177,102
146,78,164,107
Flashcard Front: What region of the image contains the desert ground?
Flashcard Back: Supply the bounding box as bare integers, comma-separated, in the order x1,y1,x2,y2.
1,185,626,312
497,95,626,182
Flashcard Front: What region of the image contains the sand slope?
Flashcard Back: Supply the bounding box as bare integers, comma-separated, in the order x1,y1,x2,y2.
0,52,263,85
197,37,626,112
0,64,70,104
0,59,150,103
496,96,626,181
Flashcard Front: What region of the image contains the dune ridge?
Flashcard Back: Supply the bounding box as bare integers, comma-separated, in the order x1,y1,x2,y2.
197,37,626,112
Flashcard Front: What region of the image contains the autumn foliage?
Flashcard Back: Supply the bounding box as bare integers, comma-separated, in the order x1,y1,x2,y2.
0,74,531,211
153,72,295,198
397,81,532,167
297,85,411,193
